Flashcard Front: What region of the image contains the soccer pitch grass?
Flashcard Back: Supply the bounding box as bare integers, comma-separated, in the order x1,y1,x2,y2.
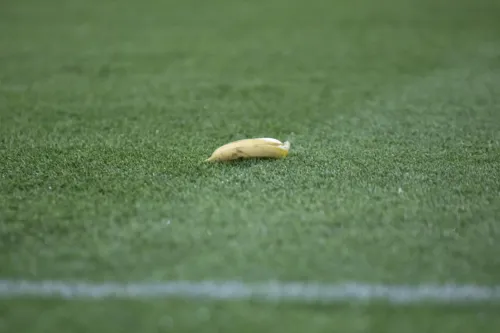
1,0,500,331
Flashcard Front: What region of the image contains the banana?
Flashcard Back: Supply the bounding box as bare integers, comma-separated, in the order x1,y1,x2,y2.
205,137,291,162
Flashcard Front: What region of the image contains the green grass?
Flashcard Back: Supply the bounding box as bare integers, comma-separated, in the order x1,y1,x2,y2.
2,300,500,333
1,0,500,332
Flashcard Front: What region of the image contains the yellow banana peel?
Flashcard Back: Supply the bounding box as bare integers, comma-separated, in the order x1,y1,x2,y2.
205,137,291,162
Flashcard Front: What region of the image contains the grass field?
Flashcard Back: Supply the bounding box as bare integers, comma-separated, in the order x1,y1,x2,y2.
1,0,500,331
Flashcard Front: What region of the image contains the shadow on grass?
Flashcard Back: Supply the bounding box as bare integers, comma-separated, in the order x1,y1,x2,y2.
197,157,291,171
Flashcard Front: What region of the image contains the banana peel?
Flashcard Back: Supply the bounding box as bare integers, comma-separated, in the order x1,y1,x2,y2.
205,137,291,162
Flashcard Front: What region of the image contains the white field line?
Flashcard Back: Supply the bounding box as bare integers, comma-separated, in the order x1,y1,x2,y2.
1,280,500,304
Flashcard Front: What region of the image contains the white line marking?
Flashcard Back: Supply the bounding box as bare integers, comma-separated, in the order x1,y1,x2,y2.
1,280,500,304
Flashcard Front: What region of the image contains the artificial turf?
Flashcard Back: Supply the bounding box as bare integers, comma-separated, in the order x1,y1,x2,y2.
1,0,500,332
